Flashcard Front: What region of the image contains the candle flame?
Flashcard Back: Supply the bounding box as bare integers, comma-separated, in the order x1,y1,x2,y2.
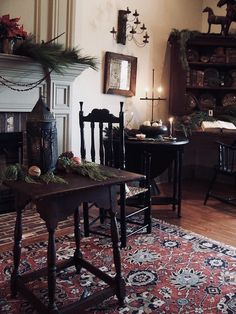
157,86,163,95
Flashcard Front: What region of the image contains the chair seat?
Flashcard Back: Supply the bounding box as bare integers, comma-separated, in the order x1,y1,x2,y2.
125,185,148,199
218,166,236,174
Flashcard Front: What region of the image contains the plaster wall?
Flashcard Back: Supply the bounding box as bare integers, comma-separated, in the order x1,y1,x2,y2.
202,0,236,34
72,0,203,154
0,0,47,42
0,0,203,155
0,0,74,45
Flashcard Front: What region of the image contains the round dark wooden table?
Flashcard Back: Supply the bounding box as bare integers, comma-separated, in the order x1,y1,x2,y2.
124,137,189,217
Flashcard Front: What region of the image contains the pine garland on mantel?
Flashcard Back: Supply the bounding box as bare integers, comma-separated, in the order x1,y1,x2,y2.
13,36,98,73
0,36,98,92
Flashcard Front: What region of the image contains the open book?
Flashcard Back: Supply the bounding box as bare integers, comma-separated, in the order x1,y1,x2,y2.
201,120,236,132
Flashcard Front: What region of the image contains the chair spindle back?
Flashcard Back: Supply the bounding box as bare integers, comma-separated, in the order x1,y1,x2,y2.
218,141,236,173
79,102,125,169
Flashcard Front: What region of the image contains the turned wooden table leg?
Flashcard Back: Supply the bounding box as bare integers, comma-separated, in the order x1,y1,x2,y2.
119,183,127,248
109,209,126,306
11,206,23,297
74,206,83,273
47,227,58,312
177,149,183,218
172,151,178,212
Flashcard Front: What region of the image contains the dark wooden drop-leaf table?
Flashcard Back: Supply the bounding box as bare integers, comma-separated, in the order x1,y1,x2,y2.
108,137,189,217
4,166,145,313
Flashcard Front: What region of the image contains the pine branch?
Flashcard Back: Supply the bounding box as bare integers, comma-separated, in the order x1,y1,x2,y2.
41,172,68,184
57,155,116,181
71,162,115,181
14,37,98,73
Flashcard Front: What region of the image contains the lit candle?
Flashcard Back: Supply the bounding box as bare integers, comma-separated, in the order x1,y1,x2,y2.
157,86,163,98
169,117,174,137
145,88,148,98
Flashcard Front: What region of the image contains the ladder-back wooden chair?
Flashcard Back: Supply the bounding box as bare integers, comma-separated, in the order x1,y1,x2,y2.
79,101,151,248
204,141,236,206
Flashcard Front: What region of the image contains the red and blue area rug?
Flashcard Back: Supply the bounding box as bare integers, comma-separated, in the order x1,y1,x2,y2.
0,219,236,313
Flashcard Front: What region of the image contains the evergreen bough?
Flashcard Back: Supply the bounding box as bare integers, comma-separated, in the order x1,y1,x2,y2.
14,37,98,73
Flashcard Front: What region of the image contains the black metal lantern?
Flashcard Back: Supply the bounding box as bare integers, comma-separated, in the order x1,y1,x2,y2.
26,96,58,174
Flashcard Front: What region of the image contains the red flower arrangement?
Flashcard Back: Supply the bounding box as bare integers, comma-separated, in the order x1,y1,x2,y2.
0,14,27,40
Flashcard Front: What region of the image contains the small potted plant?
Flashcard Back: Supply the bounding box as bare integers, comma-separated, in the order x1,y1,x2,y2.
0,14,27,54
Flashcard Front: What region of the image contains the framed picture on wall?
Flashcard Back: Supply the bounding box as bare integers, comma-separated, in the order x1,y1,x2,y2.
103,52,137,97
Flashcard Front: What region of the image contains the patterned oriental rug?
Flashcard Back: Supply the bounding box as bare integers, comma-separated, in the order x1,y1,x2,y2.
0,219,236,314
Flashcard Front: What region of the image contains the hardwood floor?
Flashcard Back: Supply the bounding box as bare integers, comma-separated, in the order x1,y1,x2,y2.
154,179,236,247
0,178,236,252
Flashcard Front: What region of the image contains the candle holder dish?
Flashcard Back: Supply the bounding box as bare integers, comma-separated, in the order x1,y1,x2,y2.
139,124,168,138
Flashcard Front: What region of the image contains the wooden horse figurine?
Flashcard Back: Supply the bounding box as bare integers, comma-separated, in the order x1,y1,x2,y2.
217,0,236,35
203,6,228,34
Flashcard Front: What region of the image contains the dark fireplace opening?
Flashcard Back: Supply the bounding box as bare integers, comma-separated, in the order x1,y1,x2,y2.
0,112,27,214
0,132,24,214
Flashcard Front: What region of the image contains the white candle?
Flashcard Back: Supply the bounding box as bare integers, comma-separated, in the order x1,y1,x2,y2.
157,86,163,98
169,117,174,137
145,87,149,98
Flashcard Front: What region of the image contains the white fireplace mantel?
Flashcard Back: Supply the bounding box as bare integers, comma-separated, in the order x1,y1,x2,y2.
0,53,88,111
0,53,89,153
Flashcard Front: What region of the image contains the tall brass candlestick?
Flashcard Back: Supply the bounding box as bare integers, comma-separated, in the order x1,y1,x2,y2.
140,69,166,122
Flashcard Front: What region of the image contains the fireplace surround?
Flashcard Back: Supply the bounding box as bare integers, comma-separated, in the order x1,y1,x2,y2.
0,132,23,214
0,53,88,152
0,53,88,213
